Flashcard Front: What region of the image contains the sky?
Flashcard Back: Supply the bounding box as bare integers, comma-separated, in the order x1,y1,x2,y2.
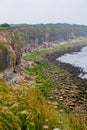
0,0,87,25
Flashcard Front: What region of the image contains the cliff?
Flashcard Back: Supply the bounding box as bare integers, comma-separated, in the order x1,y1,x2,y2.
0,23,87,73
15,23,87,52
0,28,22,72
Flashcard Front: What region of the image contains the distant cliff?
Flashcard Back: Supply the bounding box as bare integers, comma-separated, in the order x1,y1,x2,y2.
0,23,87,72
15,23,87,51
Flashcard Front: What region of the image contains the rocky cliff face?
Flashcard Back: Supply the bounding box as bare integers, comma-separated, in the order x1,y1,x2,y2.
0,23,87,73
15,24,87,52
0,28,22,72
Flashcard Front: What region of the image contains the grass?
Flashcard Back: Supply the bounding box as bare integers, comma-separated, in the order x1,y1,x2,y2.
24,39,87,62
0,39,87,129
25,61,56,98
0,79,59,130
0,79,87,130
23,40,87,130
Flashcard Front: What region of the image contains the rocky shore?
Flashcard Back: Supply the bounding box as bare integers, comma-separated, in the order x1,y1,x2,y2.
45,44,87,119
46,44,87,78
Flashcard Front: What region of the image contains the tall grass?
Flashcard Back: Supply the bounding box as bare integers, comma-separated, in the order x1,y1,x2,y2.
0,79,87,130
0,79,60,130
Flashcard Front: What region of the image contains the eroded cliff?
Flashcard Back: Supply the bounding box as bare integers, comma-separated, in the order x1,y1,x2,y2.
0,28,22,72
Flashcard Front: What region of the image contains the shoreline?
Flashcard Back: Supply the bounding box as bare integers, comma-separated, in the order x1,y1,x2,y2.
46,44,87,79
44,43,87,118
24,41,87,122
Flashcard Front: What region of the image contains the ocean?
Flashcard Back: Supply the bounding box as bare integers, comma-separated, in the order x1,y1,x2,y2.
57,45,87,79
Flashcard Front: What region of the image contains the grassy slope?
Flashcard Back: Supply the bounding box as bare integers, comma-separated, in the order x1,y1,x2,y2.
0,40,87,130
0,79,87,130
24,40,87,130
0,79,61,130
1,79,85,130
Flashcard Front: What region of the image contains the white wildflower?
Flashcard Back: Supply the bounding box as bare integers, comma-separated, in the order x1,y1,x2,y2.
53,128,60,130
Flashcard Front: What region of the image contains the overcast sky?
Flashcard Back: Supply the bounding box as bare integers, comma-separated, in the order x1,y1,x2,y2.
0,0,87,25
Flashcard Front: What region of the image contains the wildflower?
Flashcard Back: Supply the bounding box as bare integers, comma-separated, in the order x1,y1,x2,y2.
45,118,49,122
54,105,57,109
53,128,60,130
43,125,49,129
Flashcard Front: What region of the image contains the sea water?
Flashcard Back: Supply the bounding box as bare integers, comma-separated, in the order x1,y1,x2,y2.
56,46,87,79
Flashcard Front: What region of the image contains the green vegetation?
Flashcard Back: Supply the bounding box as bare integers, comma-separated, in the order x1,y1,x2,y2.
26,61,56,98
0,23,10,28
0,40,87,129
24,39,87,61
0,79,87,130
0,79,59,130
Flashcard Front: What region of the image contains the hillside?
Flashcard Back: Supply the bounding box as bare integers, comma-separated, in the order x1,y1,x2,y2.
1,23,87,73
0,23,87,129
0,42,87,130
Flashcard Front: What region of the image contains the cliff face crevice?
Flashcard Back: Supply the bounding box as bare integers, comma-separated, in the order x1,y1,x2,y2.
0,29,22,72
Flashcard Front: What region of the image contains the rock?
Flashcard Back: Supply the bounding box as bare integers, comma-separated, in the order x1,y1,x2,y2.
49,96,54,100
78,101,83,104
59,96,63,101
3,72,13,81
65,86,71,90
69,106,74,109
52,102,58,106
59,109,64,113
0,29,22,72
25,76,32,80
69,103,75,109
